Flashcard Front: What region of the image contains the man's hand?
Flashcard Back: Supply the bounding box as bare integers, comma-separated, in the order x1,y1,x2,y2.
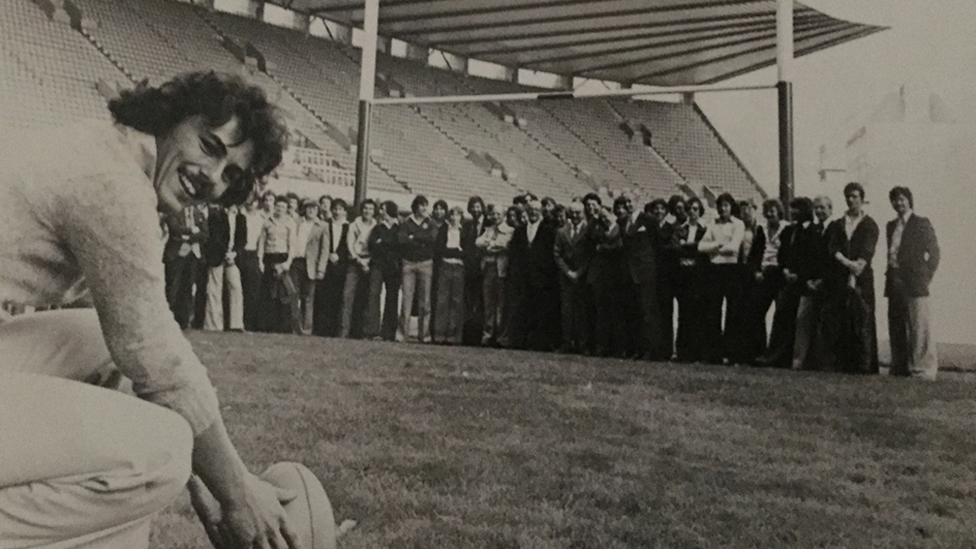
189,474,303,549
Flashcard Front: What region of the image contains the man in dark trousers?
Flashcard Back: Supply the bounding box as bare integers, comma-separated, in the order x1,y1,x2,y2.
553,201,589,354
885,186,940,380
617,195,661,360
647,198,676,360
461,196,488,345
585,195,626,358
315,199,349,336
508,199,559,352
163,204,209,329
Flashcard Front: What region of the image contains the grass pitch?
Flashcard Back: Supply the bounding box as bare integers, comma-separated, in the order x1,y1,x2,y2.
152,332,976,549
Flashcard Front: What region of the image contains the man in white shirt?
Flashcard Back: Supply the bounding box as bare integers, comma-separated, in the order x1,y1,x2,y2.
340,199,377,338
697,192,745,364
885,186,940,380
256,196,297,333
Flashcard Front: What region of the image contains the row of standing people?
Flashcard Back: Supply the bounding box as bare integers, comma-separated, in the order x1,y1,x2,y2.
164,183,939,379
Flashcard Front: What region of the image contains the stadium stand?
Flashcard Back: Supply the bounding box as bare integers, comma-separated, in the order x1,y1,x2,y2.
541,97,687,198
460,75,632,192
609,99,765,202
0,0,122,129
203,9,519,203
377,54,591,202
1,0,764,205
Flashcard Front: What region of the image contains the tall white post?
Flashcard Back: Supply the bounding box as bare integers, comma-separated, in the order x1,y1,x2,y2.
776,0,794,82
358,0,379,102
354,0,380,207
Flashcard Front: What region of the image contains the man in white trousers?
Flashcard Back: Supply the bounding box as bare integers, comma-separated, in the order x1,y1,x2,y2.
0,71,301,549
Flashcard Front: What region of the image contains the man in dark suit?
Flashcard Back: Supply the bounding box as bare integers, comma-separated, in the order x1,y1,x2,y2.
822,182,880,375
586,196,626,358
203,204,248,331
163,204,209,329
315,199,349,336
885,186,940,380
461,196,488,345
553,201,588,353
509,199,559,351
757,197,816,368
646,199,676,360
616,195,660,360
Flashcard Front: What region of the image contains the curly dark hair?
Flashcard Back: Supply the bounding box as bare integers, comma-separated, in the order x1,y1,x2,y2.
715,192,736,210
108,71,288,206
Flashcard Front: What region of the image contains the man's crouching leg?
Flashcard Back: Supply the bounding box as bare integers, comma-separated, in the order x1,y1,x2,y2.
0,374,193,549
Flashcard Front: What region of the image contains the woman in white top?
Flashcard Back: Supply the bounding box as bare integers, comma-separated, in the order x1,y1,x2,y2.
0,72,299,549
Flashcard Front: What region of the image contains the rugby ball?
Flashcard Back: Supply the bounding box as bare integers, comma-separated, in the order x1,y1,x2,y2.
260,462,337,549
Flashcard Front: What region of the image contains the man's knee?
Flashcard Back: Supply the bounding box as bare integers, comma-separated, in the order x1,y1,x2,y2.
143,410,194,513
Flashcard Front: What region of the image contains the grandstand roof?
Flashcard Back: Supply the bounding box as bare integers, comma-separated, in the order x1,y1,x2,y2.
273,0,887,86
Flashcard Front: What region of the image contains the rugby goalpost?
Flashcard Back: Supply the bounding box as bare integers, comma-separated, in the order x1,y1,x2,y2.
352,0,796,211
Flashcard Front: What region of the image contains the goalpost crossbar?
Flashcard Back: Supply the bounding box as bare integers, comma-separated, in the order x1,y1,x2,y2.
368,84,776,106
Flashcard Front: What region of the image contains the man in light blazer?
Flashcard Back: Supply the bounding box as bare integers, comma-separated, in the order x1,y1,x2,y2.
884,186,940,380
296,199,330,335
